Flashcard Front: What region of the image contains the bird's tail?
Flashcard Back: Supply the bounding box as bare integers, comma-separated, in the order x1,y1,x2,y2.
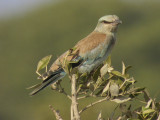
29,68,66,96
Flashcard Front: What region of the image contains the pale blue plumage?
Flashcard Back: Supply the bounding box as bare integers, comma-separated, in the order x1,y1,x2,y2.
78,35,115,73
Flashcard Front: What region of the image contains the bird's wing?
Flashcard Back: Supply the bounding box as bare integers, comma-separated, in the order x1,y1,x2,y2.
76,31,107,57
76,31,112,65
49,31,107,72
49,31,111,72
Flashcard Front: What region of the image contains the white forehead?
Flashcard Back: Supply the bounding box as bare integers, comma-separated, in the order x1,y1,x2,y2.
99,15,119,22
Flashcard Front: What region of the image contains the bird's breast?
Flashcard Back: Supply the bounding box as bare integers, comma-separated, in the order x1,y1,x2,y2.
78,35,115,73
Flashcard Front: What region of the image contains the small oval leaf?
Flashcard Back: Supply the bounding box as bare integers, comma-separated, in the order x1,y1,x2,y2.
36,55,52,71
143,108,155,114
102,81,110,95
111,71,125,78
125,65,132,74
110,83,119,96
122,62,126,75
105,55,111,66
100,63,108,77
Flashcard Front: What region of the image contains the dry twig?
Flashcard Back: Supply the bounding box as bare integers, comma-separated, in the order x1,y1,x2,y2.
79,97,109,114
49,105,63,120
71,74,80,120
59,84,72,100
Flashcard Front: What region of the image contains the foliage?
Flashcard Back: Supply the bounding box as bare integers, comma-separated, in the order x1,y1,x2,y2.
35,50,160,119
115,90,160,120
36,55,52,72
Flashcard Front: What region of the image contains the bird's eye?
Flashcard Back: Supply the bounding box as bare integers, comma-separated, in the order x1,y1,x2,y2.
102,20,112,24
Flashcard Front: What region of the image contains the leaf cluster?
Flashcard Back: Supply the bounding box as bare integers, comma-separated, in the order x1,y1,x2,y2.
72,56,144,104
115,90,160,120
34,51,160,120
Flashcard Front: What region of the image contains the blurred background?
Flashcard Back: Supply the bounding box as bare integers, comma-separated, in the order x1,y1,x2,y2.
0,0,160,120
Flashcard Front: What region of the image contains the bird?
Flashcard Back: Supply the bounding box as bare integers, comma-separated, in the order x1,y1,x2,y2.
29,15,122,96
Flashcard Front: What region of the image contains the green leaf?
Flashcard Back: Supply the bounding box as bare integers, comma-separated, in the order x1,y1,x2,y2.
145,99,152,108
122,61,126,75
80,72,87,77
126,77,136,84
125,65,132,74
87,82,94,91
97,111,102,120
135,87,145,93
94,77,103,90
143,90,151,102
119,103,127,113
116,79,123,86
100,63,108,77
109,83,119,96
77,84,83,91
111,70,125,78
128,87,145,95
111,96,131,103
127,118,140,120
36,55,52,71
122,62,132,75
101,81,110,95
142,107,155,115
105,55,111,66
92,65,102,81
94,86,104,95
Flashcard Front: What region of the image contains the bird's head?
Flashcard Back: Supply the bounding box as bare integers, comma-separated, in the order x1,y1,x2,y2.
95,15,122,34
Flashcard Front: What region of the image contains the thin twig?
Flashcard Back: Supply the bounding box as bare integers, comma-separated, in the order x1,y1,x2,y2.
51,84,72,100
79,97,109,114
62,90,72,100
78,91,87,95
77,94,97,100
71,74,80,120
71,105,74,120
135,97,147,104
49,105,63,120
110,104,119,119
59,84,72,100
77,95,90,100
157,112,160,120
119,79,127,89
77,86,81,94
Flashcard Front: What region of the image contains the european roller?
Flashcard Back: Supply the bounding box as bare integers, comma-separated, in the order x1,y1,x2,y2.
30,15,122,95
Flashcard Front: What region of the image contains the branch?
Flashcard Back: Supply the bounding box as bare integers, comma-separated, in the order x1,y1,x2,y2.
79,97,109,114
61,89,72,100
59,84,72,100
49,105,63,120
77,94,97,100
77,95,90,100
51,83,72,100
158,112,160,120
71,105,74,120
71,74,80,120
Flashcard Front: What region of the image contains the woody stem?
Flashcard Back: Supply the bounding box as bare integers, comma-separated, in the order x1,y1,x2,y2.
71,74,80,120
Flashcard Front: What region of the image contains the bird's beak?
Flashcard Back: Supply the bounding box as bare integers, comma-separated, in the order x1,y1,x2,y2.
115,20,122,24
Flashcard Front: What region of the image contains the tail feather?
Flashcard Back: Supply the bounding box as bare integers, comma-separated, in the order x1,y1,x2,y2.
29,69,66,96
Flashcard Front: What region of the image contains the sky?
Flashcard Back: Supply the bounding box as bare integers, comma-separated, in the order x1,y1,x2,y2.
0,0,55,19
0,0,159,19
